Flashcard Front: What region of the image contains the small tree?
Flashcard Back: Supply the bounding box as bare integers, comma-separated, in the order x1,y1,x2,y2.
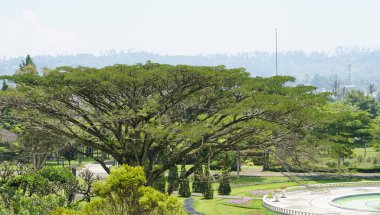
61,146,78,167
218,168,231,195
202,169,214,199
16,55,37,75
192,166,204,193
167,165,179,195
178,164,191,197
78,168,100,202
1,80,8,91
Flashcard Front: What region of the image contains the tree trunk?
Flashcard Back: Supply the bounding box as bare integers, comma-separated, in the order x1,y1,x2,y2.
236,150,240,178
263,150,270,171
33,153,37,169
56,152,60,165
337,157,341,171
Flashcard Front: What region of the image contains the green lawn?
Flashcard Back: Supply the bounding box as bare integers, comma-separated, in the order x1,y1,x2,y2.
45,157,96,169
353,147,378,157
190,196,275,215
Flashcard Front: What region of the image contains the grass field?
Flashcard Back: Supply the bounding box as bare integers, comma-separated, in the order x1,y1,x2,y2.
190,196,275,215
45,157,95,169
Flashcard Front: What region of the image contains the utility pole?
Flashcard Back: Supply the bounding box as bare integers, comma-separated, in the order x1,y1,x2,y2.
347,64,352,85
275,28,278,76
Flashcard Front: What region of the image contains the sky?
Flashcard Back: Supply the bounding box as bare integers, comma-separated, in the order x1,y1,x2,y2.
1,0,380,57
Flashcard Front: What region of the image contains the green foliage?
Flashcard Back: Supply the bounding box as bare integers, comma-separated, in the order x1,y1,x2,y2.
178,164,191,197
345,89,380,119
20,166,74,202
317,102,373,168
8,172,50,196
21,55,36,68
192,166,204,193
0,62,326,185
4,166,78,204
38,166,75,183
138,186,184,215
67,164,185,215
202,169,214,199
1,80,8,91
152,172,166,193
0,165,77,214
16,64,37,75
12,194,66,215
51,207,80,215
167,165,179,194
16,55,37,75
38,166,78,203
78,168,99,202
60,146,78,165
218,169,231,195
210,152,238,171
372,116,380,151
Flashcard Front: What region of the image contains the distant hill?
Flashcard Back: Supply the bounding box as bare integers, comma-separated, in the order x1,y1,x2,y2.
1,47,380,91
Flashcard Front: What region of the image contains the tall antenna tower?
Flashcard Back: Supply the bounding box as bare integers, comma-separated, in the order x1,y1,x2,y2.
347,64,352,85
275,28,278,76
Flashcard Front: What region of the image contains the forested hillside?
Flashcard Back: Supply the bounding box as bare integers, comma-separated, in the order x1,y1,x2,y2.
1,47,380,90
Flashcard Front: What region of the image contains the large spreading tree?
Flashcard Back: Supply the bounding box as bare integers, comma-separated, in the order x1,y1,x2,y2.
316,102,373,168
0,62,325,184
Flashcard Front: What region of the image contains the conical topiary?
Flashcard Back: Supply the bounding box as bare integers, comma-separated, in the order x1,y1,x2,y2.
178,164,191,197
192,166,204,193
218,168,231,195
202,169,214,199
168,165,179,195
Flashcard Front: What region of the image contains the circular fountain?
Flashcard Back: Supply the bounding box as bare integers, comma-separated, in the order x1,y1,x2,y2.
330,193,380,212
262,182,380,214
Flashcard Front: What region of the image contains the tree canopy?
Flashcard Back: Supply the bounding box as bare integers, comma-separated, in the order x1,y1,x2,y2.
316,102,373,167
0,62,326,184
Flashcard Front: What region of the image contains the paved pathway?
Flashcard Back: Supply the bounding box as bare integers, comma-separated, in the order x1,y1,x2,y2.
264,186,380,214
172,191,256,200
78,163,110,178
239,166,380,178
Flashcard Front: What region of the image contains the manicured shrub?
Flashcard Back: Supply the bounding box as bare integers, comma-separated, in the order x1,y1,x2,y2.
167,165,179,194
178,164,191,197
38,166,78,203
218,168,231,195
202,169,214,199
192,166,204,193
38,166,75,184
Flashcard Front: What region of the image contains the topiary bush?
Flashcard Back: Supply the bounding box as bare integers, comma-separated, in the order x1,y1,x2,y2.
202,169,214,199
218,168,231,195
178,164,191,197
0,166,77,214
38,166,78,203
167,165,179,194
192,166,204,193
